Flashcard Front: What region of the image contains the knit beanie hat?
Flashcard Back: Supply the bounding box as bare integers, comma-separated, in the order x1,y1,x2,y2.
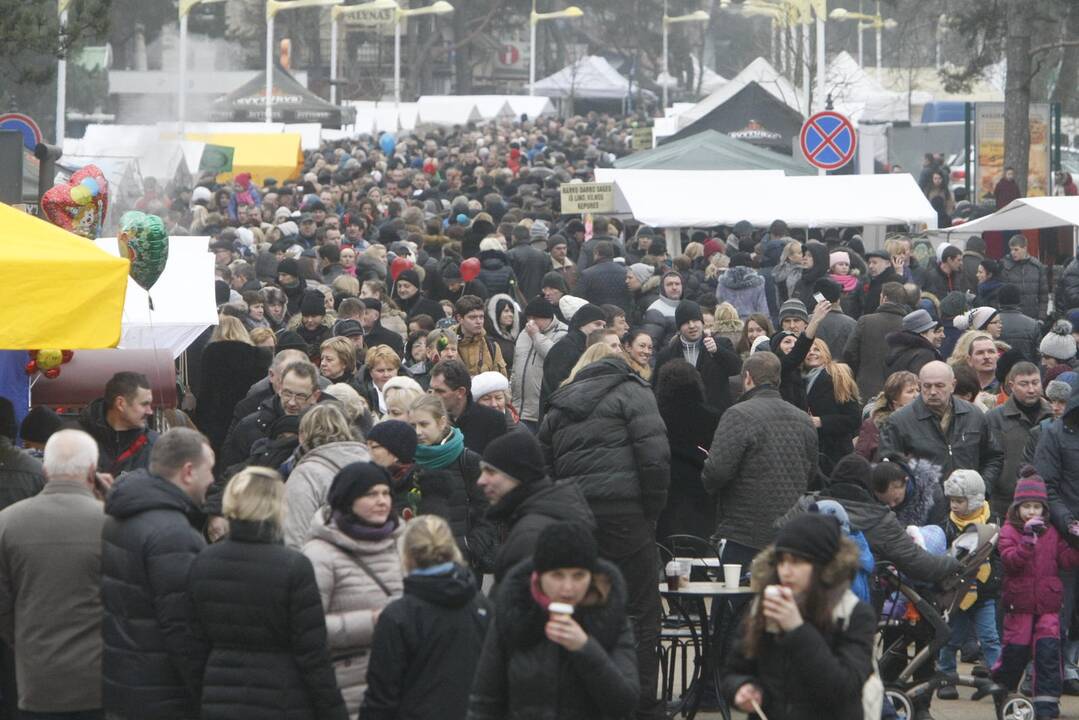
628,263,655,286
524,296,555,319
533,521,598,573
547,234,568,252
1041,319,1077,361
1046,379,1074,403
1012,465,1049,509
277,257,301,278
778,298,809,323
327,461,393,514
275,330,308,353
542,271,569,294
471,371,509,401
810,499,851,534
299,290,326,316
774,513,841,565
18,406,64,445
942,469,986,513
269,414,301,439
530,220,550,241
814,277,842,303
829,251,850,269
648,238,667,256
938,291,969,320
482,431,546,486
953,306,998,332
396,268,421,289
675,300,704,329
366,420,417,463
703,238,723,259
769,330,796,354
569,302,606,330
830,453,872,488
750,335,772,353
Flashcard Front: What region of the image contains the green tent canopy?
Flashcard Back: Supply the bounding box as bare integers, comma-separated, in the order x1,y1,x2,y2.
615,129,814,175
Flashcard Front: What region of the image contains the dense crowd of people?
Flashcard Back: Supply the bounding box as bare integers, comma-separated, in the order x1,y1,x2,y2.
5,115,1079,720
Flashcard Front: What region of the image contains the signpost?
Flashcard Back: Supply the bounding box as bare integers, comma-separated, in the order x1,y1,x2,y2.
799,110,856,173
560,182,615,214
0,114,43,153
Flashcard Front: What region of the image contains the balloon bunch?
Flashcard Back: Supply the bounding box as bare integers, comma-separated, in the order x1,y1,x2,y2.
25,349,74,379
41,165,110,239
118,211,170,293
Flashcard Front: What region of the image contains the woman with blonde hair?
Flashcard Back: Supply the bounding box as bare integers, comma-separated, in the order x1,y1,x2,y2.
283,404,370,549
803,337,862,478
188,467,347,720
772,240,803,302
303,462,404,716
854,370,919,461
319,337,360,388
560,343,618,387
210,315,253,345
360,515,491,720
249,326,276,348
382,376,425,422
712,302,744,348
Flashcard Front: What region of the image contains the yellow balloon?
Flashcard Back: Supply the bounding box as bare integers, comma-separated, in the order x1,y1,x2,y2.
70,185,92,204
36,349,62,370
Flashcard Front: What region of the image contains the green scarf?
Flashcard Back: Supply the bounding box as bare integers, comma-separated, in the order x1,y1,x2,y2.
414,427,465,469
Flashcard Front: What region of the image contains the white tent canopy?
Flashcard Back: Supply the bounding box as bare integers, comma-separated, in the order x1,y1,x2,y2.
676,57,804,130
656,55,728,96
592,170,936,229
944,197,1079,235
826,51,933,123
94,236,218,358
503,95,557,118
533,55,655,100
415,96,492,126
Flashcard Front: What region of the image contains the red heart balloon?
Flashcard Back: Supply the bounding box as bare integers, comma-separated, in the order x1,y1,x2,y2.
61,350,74,363
461,257,481,283
44,368,61,379
41,165,109,239
391,256,414,283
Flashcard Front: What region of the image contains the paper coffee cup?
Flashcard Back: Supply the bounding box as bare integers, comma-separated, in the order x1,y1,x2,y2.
723,563,741,589
548,602,574,618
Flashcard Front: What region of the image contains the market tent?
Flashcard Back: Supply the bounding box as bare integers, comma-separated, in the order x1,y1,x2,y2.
664,81,806,151
943,196,1079,235
614,129,814,174
674,57,804,130
594,171,936,229
533,55,656,100
656,55,728,96
415,96,489,126
0,203,128,349
504,95,556,118
94,236,218,358
63,125,205,186
181,132,303,185
158,121,323,151
210,64,356,128
825,51,931,123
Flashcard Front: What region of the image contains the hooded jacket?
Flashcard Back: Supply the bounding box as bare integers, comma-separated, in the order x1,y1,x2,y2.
537,357,670,520
1033,393,1079,531
883,330,942,378
361,565,492,720
477,249,517,297
487,479,596,583
716,266,769,319
792,243,830,311
283,441,372,549
101,470,207,720
302,511,405,716
998,520,1079,616
188,520,347,720
77,399,158,475
721,545,876,720
485,293,522,369
393,288,443,323
467,558,639,720
511,317,567,423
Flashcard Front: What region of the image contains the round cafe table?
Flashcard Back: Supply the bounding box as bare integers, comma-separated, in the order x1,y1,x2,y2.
658,582,754,720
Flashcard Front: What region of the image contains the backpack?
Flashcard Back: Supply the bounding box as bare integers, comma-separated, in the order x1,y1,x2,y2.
832,589,884,720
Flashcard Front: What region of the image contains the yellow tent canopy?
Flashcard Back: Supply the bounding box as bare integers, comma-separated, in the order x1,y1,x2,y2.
182,132,303,185
0,203,128,349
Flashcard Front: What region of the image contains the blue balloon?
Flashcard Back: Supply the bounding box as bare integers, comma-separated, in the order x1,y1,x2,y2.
379,133,396,155
80,177,100,196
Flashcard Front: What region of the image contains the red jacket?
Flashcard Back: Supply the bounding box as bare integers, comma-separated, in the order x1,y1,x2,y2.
999,522,1079,615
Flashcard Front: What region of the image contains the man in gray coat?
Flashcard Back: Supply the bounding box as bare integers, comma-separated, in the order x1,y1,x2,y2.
997,283,1042,362
1001,234,1049,320
879,361,1004,501
843,282,908,400
0,430,107,717
510,297,567,432
986,362,1052,520
702,351,818,569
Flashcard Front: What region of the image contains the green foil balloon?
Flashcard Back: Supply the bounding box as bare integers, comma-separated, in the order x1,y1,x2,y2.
117,211,169,292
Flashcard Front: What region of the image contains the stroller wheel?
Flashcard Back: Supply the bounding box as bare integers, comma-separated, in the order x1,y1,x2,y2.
996,693,1035,720
884,687,913,719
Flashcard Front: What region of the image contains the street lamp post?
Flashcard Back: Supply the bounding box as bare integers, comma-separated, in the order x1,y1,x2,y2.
265,0,344,124
178,0,227,135
662,3,710,108
829,4,896,72
529,1,584,96
56,0,71,144
329,0,398,106
392,1,454,105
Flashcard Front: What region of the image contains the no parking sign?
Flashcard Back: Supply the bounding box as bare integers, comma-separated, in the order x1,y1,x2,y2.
799,110,856,171
0,113,42,153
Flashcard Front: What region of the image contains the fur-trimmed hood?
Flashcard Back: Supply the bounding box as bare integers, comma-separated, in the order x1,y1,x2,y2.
719,265,764,290
494,556,628,652
892,457,942,528
749,535,862,594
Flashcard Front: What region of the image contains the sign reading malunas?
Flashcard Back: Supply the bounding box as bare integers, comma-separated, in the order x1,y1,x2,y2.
560,182,615,214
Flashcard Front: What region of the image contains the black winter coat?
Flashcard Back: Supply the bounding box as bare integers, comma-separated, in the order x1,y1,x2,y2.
196,340,272,453
455,397,510,455
883,330,942,378
466,558,639,720
653,335,742,417
0,438,44,510
861,266,899,316
188,520,347,720
539,328,587,414
791,243,830,311
77,399,158,475
360,565,491,720
394,291,444,323
778,332,813,410
656,393,721,542
414,447,497,574
1055,257,1079,314
538,356,670,520
101,470,207,720
363,322,405,358
576,259,633,313
998,306,1041,362
477,250,518,297
218,394,282,475
841,302,906,401
507,243,552,301
487,479,596,583
804,370,863,480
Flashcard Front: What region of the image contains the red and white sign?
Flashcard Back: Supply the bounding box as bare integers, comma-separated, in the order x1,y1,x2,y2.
799,110,857,171
496,43,524,68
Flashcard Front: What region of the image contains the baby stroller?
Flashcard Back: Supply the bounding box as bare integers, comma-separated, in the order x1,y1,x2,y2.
873,523,1034,720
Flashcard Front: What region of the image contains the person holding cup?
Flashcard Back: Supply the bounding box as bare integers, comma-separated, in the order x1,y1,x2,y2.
467,522,639,720
721,513,877,720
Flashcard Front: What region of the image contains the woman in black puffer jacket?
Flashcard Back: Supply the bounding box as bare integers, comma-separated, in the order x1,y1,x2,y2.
467,522,639,720
792,242,831,312
476,242,518,298
188,468,347,720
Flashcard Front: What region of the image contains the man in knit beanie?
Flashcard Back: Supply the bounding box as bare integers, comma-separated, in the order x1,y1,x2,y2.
654,300,743,414
479,431,594,582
